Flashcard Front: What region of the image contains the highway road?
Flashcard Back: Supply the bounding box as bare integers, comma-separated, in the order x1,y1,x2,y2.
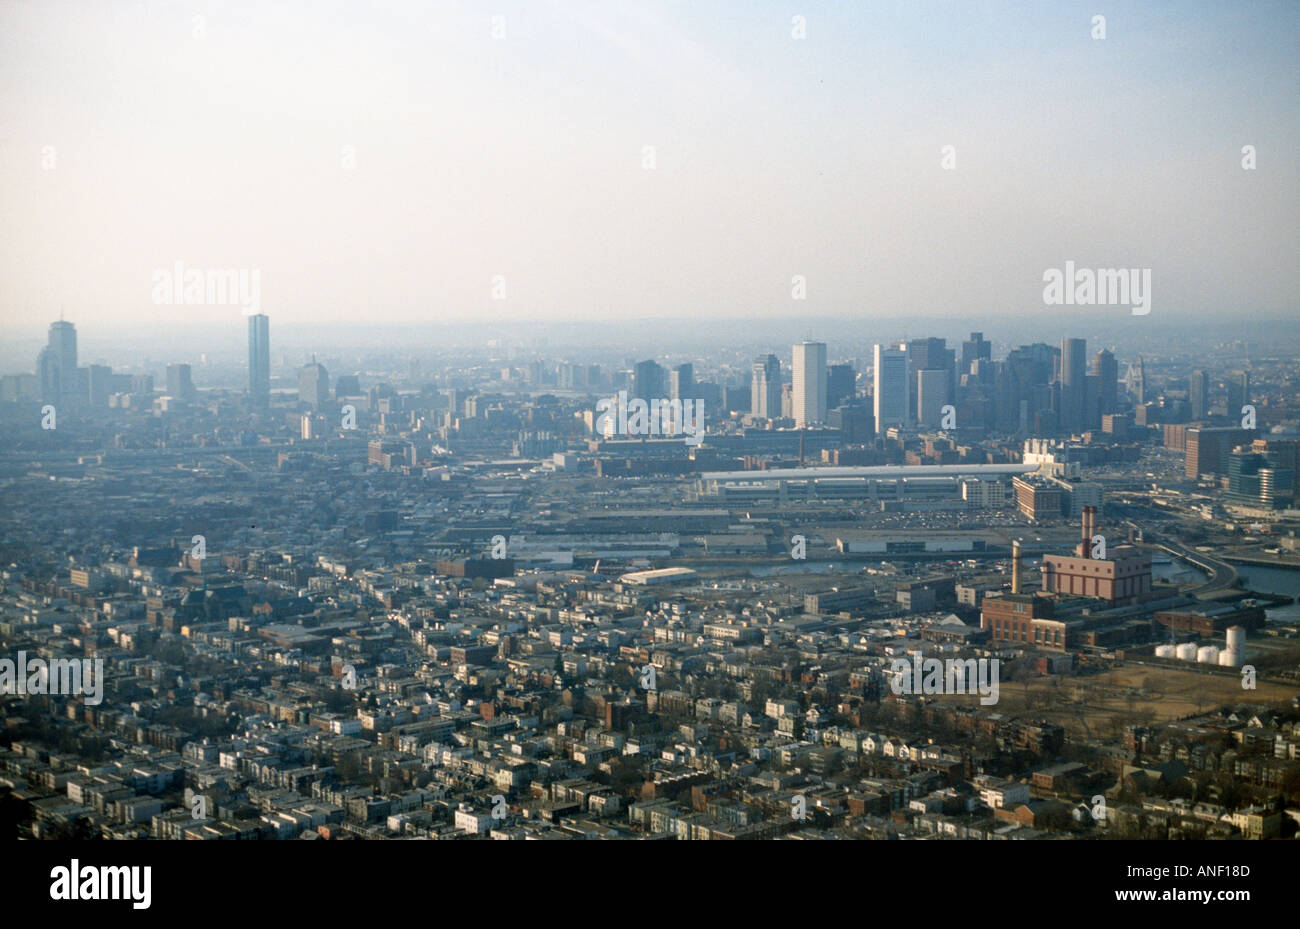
1152,539,1238,597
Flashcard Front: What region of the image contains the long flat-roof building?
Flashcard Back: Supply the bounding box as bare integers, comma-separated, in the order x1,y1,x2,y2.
695,463,1034,506
618,567,698,586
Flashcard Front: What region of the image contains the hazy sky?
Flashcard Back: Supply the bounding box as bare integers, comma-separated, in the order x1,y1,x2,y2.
2,0,1297,337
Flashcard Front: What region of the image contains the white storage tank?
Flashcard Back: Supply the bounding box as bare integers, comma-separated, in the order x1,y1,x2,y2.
1175,642,1198,661
1226,626,1246,653
1218,650,1239,667
1197,645,1219,664
1154,644,1176,658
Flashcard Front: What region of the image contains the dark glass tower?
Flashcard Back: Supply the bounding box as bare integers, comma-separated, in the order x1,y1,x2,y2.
1059,337,1086,433
248,313,270,408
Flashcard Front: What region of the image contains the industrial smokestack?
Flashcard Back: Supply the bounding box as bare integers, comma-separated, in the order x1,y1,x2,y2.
1011,540,1022,594
1077,505,1096,559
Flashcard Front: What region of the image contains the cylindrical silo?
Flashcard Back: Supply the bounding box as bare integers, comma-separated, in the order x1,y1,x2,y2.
1218,650,1239,667
1197,645,1219,664
1175,642,1198,661
1226,626,1246,654
1154,644,1175,658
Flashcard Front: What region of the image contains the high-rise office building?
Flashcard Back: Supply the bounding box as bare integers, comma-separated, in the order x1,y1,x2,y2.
792,341,827,427
299,357,330,409
960,332,991,377
906,337,954,421
558,362,587,390
36,347,58,405
826,363,856,409
873,343,908,434
1083,374,1102,431
248,313,270,408
335,374,362,399
1186,427,1253,479
38,319,79,408
166,363,196,403
724,384,751,414
992,342,1057,435
916,368,949,427
1226,371,1250,414
1059,337,1086,433
633,359,665,399
1227,440,1296,509
751,354,781,419
1256,437,1298,474
49,320,77,384
87,364,114,408
1189,369,1208,421
1093,349,1118,417
669,363,694,400
1133,356,1147,406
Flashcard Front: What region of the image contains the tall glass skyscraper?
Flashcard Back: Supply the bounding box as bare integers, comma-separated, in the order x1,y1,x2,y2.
1095,349,1119,417
1189,368,1208,421
248,313,270,408
1059,337,1087,433
873,343,908,434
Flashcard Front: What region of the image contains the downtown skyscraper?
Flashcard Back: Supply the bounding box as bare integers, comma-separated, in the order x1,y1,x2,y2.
669,363,694,400
792,341,826,427
299,356,329,409
37,319,79,409
1059,337,1087,433
750,354,781,420
633,359,665,399
873,343,908,434
166,363,196,403
248,313,270,409
1190,369,1209,420
1094,349,1119,418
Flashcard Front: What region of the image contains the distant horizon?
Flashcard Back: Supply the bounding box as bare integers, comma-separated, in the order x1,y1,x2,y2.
4,311,1296,379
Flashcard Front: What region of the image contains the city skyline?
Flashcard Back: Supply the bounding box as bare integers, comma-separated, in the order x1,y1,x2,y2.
2,0,1298,894
9,313,1290,456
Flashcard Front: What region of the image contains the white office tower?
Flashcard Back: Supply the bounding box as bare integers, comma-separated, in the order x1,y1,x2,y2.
792,341,827,427
873,343,908,434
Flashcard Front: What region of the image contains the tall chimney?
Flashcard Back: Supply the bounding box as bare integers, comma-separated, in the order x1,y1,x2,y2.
1011,540,1022,594
1080,506,1091,558
1084,506,1096,558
